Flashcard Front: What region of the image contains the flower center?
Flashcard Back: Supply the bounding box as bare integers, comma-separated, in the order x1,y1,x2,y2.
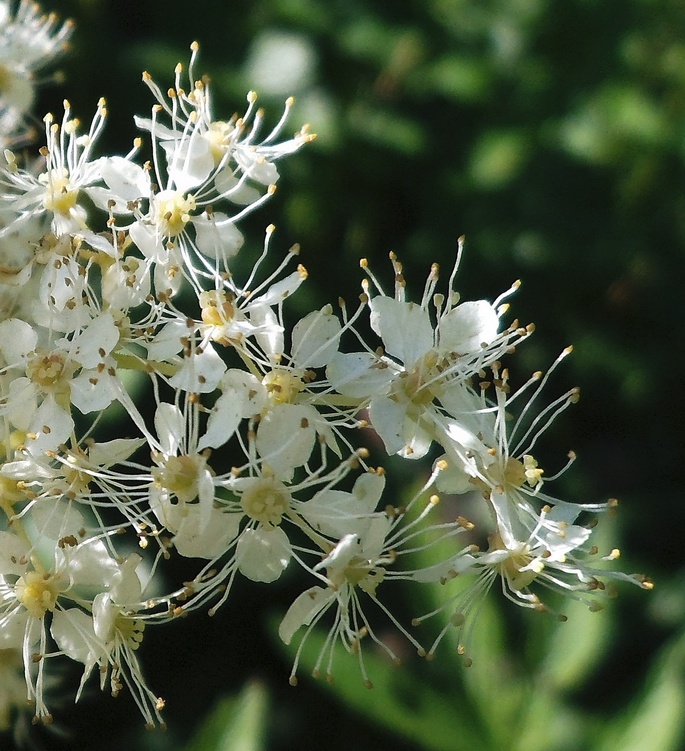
501,455,544,489
241,477,291,527
15,570,63,617
63,459,92,497
0,64,11,94
0,474,25,511
344,557,385,594
205,120,234,164
391,351,441,407
114,614,145,649
200,289,239,345
263,369,305,405
480,455,544,494
26,350,71,391
154,454,206,504
155,190,196,237
488,532,539,591
41,169,79,216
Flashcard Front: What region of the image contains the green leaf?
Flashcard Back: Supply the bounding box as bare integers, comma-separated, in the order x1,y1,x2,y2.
537,581,615,689
347,104,426,154
422,56,492,102
280,622,483,751
182,682,269,751
468,130,530,189
458,596,527,749
595,630,685,751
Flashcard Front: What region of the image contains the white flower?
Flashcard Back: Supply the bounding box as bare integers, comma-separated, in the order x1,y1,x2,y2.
0,527,133,723
149,401,218,537
51,553,166,728
0,100,115,234
328,248,526,459
135,44,313,198
0,311,123,437
0,0,72,145
418,501,651,665
121,47,314,295
0,436,150,535
279,471,467,686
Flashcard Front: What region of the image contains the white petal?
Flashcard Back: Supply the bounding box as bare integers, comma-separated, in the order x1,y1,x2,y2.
0,610,31,648
84,186,135,215
291,308,341,368
369,297,433,366
352,472,385,511
303,473,385,539
7,378,36,431
197,394,242,452
129,220,163,261
222,370,267,417
236,526,291,582
26,395,74,456
399,420,433,460
87,438,146,467
235,147,279,185
326,352,394,398
250,305,284,361
412,553,479,583
256,404,316,477
434,454,475,495
147,320,187,361
100,156,150,200
279,586,333,644
61,539,121,591
134,116,178,140
154,402,184,455
109,554,144,604
169,344,226,393
0,318,37,364
51,609,99,665
360,514,393,559
214,169,261,205
314,533,359,573
368,395,407,456
173,507,241,559
250,269,307,307
31,499,84,541
197,465,216,533
0,531,29,575
439,300,499,353
70,313,119,369
75,229,118,256
193,211,244,259
163,134,214,193
102,257,151,309
70,370,117,414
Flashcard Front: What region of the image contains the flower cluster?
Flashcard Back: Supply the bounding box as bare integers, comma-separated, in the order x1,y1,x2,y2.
0,4,651,733
0,0,72,148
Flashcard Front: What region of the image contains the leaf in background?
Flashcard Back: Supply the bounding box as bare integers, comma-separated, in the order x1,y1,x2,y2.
594,629,685,751
537,565,615,689
182,682,269,751
468,129,530,189
422,55,493,103
277,618,485,751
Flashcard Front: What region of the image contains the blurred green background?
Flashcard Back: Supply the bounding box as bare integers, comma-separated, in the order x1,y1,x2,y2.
13,0,685,749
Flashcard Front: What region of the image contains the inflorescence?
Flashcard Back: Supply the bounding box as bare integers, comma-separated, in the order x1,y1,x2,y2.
0,1,651,733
